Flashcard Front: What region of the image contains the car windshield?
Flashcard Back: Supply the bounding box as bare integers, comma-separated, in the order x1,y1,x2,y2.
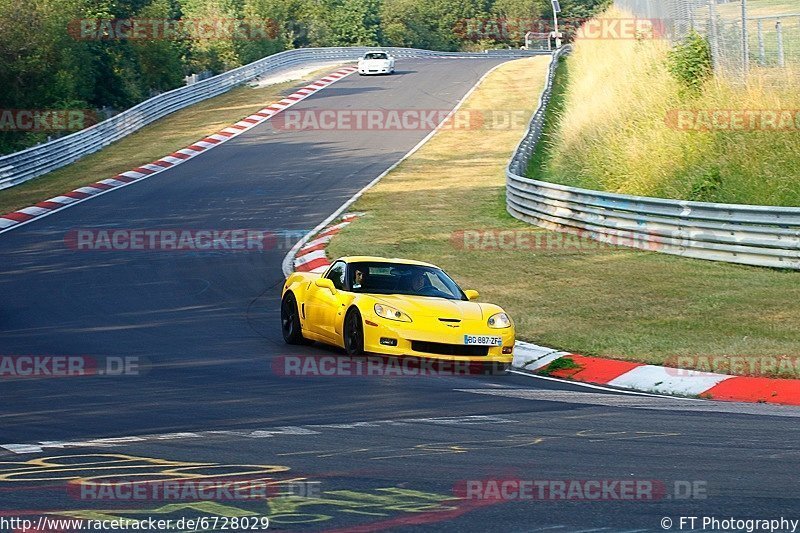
364,53,388,60
348,262,465,300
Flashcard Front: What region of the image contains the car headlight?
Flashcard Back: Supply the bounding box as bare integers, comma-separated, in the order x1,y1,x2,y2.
374,303,412,322
487,312,512,328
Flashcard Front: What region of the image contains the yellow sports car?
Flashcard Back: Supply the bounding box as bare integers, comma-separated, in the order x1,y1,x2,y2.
281,256,515,367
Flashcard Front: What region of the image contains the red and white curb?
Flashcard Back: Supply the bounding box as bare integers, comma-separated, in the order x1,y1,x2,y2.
0,66,358,235
293,213,364,273
513,342,800,406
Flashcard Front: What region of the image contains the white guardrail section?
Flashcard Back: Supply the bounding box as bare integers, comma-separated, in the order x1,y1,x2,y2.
0,46,545,190
506,46,800,270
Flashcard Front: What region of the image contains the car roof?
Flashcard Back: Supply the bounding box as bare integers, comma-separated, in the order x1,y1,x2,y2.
338,256,440,269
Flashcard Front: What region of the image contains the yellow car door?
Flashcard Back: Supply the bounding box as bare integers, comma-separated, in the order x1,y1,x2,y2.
305,261,347,342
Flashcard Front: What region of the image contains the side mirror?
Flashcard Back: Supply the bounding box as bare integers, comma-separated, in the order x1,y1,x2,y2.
464,290,479,301
314,277,337,293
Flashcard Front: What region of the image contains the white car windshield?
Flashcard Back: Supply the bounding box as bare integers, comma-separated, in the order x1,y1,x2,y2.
363,53,388,60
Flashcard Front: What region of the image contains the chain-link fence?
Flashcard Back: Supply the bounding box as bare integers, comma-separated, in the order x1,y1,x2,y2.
615,0,799,82
749,12,800,68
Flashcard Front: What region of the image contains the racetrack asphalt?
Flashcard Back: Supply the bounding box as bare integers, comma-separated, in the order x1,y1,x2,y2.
1,59,799,532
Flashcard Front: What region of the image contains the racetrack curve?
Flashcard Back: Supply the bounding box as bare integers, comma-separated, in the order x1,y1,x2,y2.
1,58,800,532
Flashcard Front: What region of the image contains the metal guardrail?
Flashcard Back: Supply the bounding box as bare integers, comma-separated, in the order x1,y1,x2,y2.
506,46,800,270
0,46,545,190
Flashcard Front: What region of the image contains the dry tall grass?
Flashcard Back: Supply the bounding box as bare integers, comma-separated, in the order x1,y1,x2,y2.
542,8,800,206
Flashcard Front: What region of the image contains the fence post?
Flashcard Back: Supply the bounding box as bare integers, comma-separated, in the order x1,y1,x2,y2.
708,0,720,74
757,19,765,65
741,0,749,80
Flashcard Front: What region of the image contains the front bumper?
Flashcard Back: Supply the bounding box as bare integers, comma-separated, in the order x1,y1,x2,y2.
361,314,515,363
358,65,392,74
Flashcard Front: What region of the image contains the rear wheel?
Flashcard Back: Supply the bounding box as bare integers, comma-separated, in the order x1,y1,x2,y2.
344,309,364,356
281,293,304,345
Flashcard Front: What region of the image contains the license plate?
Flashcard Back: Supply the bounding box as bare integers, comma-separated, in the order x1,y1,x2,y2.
464,335,502,346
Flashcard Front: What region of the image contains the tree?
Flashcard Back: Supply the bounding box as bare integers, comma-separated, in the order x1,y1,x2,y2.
320,0,381,46
382,0,487,51
131,0,185,93
180,0,243,73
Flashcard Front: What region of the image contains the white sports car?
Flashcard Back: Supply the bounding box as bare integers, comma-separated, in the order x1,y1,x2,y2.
358,51,395,75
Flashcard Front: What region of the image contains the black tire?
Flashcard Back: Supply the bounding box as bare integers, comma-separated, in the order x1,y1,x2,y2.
281,293,304,345
343,308,365,356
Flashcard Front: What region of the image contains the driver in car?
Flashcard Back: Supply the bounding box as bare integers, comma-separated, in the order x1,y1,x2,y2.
353,269,367,290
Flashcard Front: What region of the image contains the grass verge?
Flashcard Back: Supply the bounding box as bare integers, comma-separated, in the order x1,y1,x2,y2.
526,55,569,181
717,0,799,19
326,55,800,377
0,65,340,215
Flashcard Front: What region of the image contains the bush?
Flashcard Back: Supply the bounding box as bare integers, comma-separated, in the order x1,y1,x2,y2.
667,30,713,94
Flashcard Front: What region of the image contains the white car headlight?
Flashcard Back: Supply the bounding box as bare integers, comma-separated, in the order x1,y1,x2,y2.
487,312,512,329
374,303,411,322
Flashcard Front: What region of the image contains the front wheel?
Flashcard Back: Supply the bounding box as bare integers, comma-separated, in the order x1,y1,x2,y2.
343,309,364,356
281,293,304,345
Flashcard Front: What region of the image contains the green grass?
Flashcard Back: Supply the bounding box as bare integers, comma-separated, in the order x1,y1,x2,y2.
538,356,581,376
530,8,800,207
717,0,799,19
0,66,338,215
747,18,800,67
527,56,569,180
327,55,800,376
